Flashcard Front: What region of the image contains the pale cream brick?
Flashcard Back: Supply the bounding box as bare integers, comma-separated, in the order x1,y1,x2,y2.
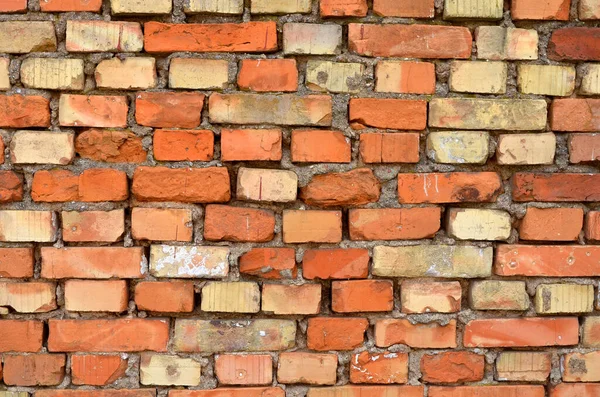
283,23,342,55
470,280,529,311
66,21,143,52
0,22,57,53
581,64,600,95
140,354,201,386
262,284,322,315
518,64,575,96
447,208,511,241
10,131,75,165
475,26,538,60
401,281,462,313
0,392,29,397
535,283,594,314
449,61,507,94
0,282,56,313
497,133,556,165
149,245,229,278
201,282,260,313
184,0,244,14
169,58,229,90
21,58,84,90
426,131,489,164
496,352,551,382
237,167,298,203
111,0,172,14
0,58,10,90
444,0,503,19
580,0,600,19
95,57,157,90
0,211,57,242
563,352,600,382
306,61,363,93
373,245,493,278
252,0,311,13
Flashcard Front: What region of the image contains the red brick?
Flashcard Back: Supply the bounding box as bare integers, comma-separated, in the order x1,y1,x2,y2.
132,207,192,242
307,387,423,397
71,355,128,386
349,208,441,241
0,0,26,12
421,352,484,383
221,129,282,161
300,168,380,207
463,318,579,347
320,0,367,16
375,319,457,348
135,92,205,128
0,247,34,278
552,99,600,131
0,95,50,128
215,354,272,385
153,129,214,161
332,280,393,313
376,61,436,94
31,170,79,202
278,352,337,385
78,169,129,202
350,351,409,384
2,354,65,386
204,205,275,242
0,171,23,203
569,134,600,163
291,130,350,163
349,98,427,130
38,391,155,397
59,94,128,128
132,166,230,203
48,319,169,352
303,248,369,280
65,280,128,312
40,0,102,11
495,245,600,277
586,211,600,240
75,129,147,163
398,172,503,204
549,28,600,61
238,59,298,92
512,0,571,20
170,389,284,397
62,210,124,242
349,24,472,58
520,207,583,241
135,281,194,313
359,133,420,164
513,173,600,202
307,317,369,351
551,384,600,397
374,0,433,16
0,320,43,352
239,248,297,279
41,247,145,279
144,22,278,52
430,386,545,397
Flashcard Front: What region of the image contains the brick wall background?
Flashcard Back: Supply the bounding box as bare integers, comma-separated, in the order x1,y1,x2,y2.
0,0,599,396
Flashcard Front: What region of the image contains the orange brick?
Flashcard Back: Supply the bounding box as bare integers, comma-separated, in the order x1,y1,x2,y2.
551,98,600,131
350,351,408,384
239,248,297,279
359,133,420,164
40,0,102,11
135,281,194,313
62,210,124,242
0,320,43,352
2,354,65,386
376,61,436,94
65,280,128,312
512,0,571,20
513,173,600,202
75,129,147,163
283,210,342,243
238,59,298,92
59,94,128,128
307,317,368,351
421,352,485,383
132,207,192,242
135,92,204,128
303,248,368,280
278,352,337,385
320,0,367,16
431,386,545,397
204,205,275,242
0,171,23,203
0,247,34,278
349,208,441,241
153,130,214,161
551,384,600,397
586,211,600,240
33,169,129,203
291,130,350,163
71,355,128,386
170,389,283,397
520,207,583,241
262,284,321,315
373,0,434,17
31,169,79,202
221,129,282,161
215,354,272,385
350,98,427,130
401,281,462,314
300,168,380,207
0,0,26,12
375,319,457,348
332,280,393,313
48,319,169,352
0,95,50,128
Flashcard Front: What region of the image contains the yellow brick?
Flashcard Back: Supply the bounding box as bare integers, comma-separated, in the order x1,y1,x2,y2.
426,131,489,164
262,284,321,315
563,351,600,382
449,61,507,94
201,282,260,313
21,58,84,90
475,26,538,60
0,282,56,313
140,354,201,386
518,65,575,96
535,283,594,314
497,133,556,165
169,58,229,90
0,392,29,397
0,211,56,242
447,208,511,241
66,21,143,52
149,245,229,278
583,317,600,347
10,131,75,165
496,352,551,382
581,64,600,95
0,58,10,90
236,167,298,203
401,281,462,313
184,0,244,14
0,21,56,53
444,0,503,19
306,61,363,93
95,57,156,90
251,0,311,13
470,281,529,311
111,0,172,14
283,23,342,55
580,0,600,19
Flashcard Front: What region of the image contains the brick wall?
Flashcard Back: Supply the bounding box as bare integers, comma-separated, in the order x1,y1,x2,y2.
0,0,599,396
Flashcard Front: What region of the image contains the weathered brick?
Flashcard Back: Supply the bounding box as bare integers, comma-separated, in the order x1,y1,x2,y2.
10,131,75,165
421,352,485,383
252,0,310,13
520,207,583,241
0,95,50,128
535,283,594,314
291,130,350,163
278,352,337,385
429,98,547,130
262,284,321,315
0,248,34,278
215,354,272,385
135,281,194,313
430,386,545,397
32,169,128,203
497,133,556,165
0,0,26,12
174,319,296,352
75,129,146,163
283,210,342,243
447,208,511,241
0,22,56,53
496,352,551,382
350,98,427,130
170,58,229,90
401,281,462,314
149,245,229,278
512,0,571,20
41,247,145,279
349,208,441,241
204,205,275,242
0,171,23,203
373,0,434,17
513,173,600,202
464,318,579,347
145,21,277,52
552,98,600,131
301,169,380,207
0,58,10,90
184,0,243,14
360,133,420,164
95,57,157,90
21,58,84,90
40,0,102,11
375,319,457,348
475,26,538,60
131,208,192,242
37,391,155,397
59,94,128,128
349,24,472,58
306,61,363,93
350,351,408,384
583,317,600,347
239,248,296,279
283,23,342,55
64,280,128,312
237,59,298,92
153,129,213,162
135,92,204,128
71,355,128,386
470,280,529,311
221,129,282,161
2,354,65,386
563,351,600,382
303,248,369,280
201,282,260,313
427,131,489,164
237,167,298,203
373,245,493,278
586,211,600,241
307,386,424,397
0,320,43,352
140,354,201,386
518,65,575,96
581,64,600,95
548,28,600,61
332,280,393,313
171,389,283,397
320,0,367,16
307,318,368,351
66,21,143,52
0,211,56,242
449,61,507,94
0,282,56,313
581,0,600,18
111,0,172,14
375,61,436,94
444,0,503,19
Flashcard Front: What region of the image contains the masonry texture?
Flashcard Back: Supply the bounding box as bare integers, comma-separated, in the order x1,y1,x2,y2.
0,0,599,396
